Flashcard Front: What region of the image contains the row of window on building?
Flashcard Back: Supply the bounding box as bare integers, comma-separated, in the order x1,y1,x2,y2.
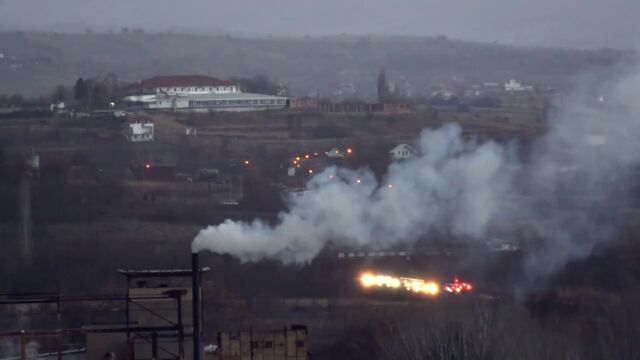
188,98,286,107
157,86,237,93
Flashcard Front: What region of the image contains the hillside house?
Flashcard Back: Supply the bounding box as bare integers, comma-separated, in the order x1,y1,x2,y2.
389,144,417,161
127,122,154,142
505,79,534,92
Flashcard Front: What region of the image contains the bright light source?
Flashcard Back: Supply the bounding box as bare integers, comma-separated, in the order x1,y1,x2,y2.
244,160,250,165
296,156,301,161
308,169,313,174
347,148,353,154
359,272,440,296
305,154,310,159
145,164,151,169
314,152,318,156
356,179,361,184
329,175,334,179
387,184,393,188
293,160,297,164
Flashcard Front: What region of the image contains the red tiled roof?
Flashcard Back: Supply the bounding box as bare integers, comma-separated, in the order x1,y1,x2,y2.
128,75,235,90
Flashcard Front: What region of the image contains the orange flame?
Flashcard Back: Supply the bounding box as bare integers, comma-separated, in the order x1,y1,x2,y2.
359,272,440,296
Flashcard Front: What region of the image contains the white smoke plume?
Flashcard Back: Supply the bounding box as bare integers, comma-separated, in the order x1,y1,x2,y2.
193,66,640,283
192,123,509,263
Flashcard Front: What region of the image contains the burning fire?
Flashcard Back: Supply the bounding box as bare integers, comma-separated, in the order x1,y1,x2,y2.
359,273,440,296
444,277,473,294
359,272,474,297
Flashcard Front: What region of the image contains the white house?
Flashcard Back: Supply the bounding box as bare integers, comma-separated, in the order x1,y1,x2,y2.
128,122,154,142
50,102,65,113
504,79,534,92
389,144,417,161
326,148,345,158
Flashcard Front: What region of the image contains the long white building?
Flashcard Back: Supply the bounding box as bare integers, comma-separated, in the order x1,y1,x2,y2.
123,75,287,112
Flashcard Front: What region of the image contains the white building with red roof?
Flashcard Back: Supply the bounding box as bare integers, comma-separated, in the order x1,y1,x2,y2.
126,75,240,96
123,75,287,112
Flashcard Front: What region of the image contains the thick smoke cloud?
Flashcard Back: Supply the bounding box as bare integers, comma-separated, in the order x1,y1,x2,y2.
193,67,640,282
192,124,507,262
518,67,640,284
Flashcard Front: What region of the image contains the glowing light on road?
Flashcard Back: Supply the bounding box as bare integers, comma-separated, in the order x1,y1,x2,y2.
444,277,474,295
347,148,353,154
359,273,440,296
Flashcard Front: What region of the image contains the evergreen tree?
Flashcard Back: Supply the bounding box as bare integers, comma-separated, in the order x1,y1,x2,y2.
74,78,88,105
377,70,390,103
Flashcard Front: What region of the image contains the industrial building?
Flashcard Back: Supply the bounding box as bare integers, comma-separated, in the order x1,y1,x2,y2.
0,258,210,360
216,326,309,360
123,75,288,112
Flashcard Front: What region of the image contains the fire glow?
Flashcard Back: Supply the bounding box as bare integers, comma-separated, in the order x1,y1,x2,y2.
359,272,441,296
444,277,473,294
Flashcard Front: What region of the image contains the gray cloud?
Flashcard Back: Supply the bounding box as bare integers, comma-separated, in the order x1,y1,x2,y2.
0,0,638,48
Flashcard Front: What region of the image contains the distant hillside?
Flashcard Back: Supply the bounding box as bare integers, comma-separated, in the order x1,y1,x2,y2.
0,32,635,97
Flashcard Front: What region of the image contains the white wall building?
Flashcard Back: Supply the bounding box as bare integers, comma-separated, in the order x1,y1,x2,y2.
389,144,417,161
127,75,240,96
123,75,287,112
128,122,154,142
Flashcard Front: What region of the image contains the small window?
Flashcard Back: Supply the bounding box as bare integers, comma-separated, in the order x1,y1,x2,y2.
264,341,273,349
251,341,260,349
296,340,305,348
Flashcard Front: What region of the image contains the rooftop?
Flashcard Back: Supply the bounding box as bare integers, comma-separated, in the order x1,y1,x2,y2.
182,92,288,101
128,75,236,91
117,268,211,278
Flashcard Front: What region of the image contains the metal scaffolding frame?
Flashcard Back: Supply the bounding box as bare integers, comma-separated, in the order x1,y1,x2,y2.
0,264,210,360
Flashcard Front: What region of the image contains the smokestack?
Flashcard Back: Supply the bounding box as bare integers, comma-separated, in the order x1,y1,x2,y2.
192,252,201,360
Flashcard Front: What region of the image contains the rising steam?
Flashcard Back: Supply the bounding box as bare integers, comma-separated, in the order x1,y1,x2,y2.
193,67,640,282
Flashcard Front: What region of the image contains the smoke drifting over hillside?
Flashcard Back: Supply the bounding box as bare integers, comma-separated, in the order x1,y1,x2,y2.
193,124,508,262
193,67,640,282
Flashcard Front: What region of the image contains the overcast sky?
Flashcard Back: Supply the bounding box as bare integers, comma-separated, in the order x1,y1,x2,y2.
0,0,637,49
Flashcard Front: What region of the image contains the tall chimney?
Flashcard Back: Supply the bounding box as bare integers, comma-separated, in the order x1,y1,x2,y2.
192,252,201,360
